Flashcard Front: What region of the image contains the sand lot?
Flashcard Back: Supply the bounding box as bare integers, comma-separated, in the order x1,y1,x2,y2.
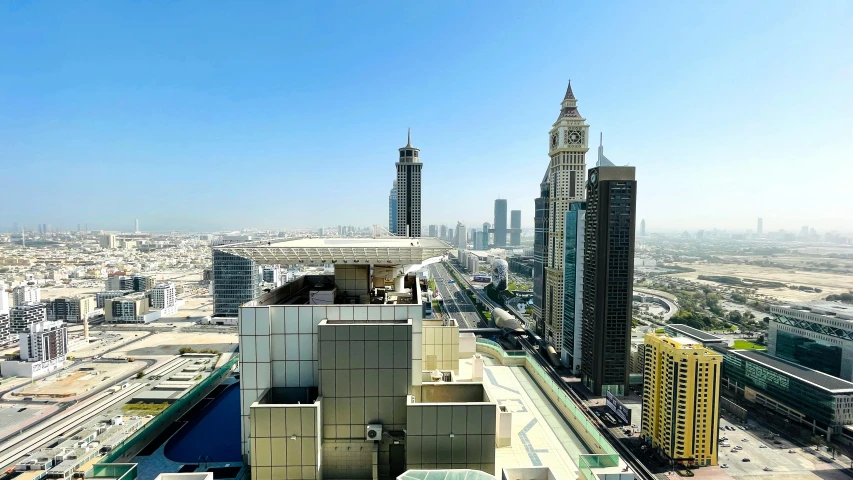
13,361,142,398
112,331,238,357
672,263,853,303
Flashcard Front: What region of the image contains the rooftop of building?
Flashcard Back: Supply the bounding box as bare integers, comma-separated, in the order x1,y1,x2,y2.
247,273,423,307
650,335,701,348
773,301,853,320
213,236,451,265
664,324,726,343
712,345,853,393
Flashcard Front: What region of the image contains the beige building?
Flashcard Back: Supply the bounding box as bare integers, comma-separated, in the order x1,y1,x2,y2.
544,82,589,353
104,293,149,323
222,237,501,478
49,295,95,323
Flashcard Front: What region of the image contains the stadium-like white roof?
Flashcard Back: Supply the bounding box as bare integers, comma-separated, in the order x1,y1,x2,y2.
213,237,452,265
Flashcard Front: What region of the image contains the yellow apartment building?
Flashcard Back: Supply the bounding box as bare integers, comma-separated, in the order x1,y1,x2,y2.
641,333,722,467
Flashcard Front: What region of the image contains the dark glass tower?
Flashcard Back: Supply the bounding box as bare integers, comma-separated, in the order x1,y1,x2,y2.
532,169,550,336
493,199,508,247
580,159,636,396
213,250,260,317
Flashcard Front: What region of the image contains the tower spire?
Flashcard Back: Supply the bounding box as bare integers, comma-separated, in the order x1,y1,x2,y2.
407,128,411,147
564,80,576,100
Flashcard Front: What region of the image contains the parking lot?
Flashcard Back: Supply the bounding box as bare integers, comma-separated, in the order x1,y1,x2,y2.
714,413,852,480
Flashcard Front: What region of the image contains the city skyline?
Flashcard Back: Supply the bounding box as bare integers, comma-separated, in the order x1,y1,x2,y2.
1,2,851,233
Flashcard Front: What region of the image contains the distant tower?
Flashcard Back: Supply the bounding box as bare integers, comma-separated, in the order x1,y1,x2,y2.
135,219,140,233
493,199,508,247
757,217,763,236
533,168,550,336
456,222,467,249
482,223,490,249
510,210,522,246
439,224,447,241
640,219,647,237
388,181,398,234
544,81,589,352
395,129,422,237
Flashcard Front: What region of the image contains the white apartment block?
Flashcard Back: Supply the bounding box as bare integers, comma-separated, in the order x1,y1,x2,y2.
20,320,68,363
151,282,177,314
13,285,41,307
0,281,9,315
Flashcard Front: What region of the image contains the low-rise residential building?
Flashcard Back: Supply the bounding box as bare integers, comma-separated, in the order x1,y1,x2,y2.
20,320,68,363
150,282,177,314
11,303,48,334
95,290,133,308
104,293,151,323
13,285,41,306
48,295,96,323
0,312,12,346
642,333,722,467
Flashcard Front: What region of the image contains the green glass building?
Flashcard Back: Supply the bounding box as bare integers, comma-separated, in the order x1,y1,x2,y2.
711,345,853,435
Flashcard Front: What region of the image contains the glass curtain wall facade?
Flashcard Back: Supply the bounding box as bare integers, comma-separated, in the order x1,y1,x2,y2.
213,250,260,317
561,202,585,372
775,330,843,378
719,350,845,428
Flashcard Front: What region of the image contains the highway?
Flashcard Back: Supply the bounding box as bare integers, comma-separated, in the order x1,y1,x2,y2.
429,263,483,329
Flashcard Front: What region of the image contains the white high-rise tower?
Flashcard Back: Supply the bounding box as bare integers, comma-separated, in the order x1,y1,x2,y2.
545,81,589,353
396,129,422,237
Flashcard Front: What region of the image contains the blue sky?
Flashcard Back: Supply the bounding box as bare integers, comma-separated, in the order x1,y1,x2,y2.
1,1,851,233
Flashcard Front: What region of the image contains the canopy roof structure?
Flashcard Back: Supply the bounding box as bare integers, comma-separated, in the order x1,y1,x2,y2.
213,237,452,265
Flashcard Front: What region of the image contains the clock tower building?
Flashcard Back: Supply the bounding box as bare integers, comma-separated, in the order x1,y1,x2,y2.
544,81,589,353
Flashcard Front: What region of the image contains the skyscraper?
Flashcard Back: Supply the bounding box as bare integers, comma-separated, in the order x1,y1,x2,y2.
757,217,763,235
493,199,508,247
580,139,636,396
395,129,422,237
482,222,490,248
640,219,646,237
439,224,447,241
532,169,550,336
428,224,437,237
212,249,260,318
642,333,722,466
544,81,589,350
510,210,521,246
389,180,398,234
135,219,139,233
456,222,467,249
561,201,585,373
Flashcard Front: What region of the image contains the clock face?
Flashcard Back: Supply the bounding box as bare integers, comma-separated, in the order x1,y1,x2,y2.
590,172,597,184
550,133,558,147
566,129,583,145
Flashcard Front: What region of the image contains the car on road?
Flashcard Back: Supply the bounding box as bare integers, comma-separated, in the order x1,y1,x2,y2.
788,450,795,453
759,444,767,448
763,467,772,471
742,458,751,462
720,464,729,469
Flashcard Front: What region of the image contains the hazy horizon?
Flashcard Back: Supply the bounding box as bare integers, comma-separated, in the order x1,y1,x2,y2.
1,1,851,234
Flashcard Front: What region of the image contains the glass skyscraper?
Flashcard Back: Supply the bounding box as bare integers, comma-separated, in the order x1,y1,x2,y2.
213,249,260,318
561,201,585,372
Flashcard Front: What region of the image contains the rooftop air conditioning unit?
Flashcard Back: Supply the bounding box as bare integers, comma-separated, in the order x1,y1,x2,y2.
366,424,382,441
